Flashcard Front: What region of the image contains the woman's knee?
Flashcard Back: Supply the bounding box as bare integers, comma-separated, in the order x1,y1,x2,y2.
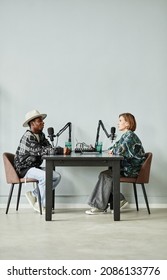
99,169,112,177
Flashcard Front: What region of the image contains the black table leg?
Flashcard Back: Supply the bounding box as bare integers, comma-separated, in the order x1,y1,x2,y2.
112,161,120,221
45,160,53,221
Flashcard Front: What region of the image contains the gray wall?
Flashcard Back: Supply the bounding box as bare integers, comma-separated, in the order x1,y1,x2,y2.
0,0,167,207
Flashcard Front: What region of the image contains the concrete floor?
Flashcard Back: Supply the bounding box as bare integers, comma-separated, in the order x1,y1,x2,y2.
0,208,167,260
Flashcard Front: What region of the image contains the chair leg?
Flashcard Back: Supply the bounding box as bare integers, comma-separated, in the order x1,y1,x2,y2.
6,183,14,214
36,183,42,215
141,183,151,214
133,183,139,211
16,183,22,211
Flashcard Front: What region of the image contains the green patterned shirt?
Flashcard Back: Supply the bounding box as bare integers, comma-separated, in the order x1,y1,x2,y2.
110,130,145,177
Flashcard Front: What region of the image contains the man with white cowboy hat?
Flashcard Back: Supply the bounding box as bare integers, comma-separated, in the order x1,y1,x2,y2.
14,109,61,213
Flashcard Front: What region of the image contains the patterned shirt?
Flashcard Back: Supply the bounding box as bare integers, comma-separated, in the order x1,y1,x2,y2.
14,130,51,177
110,130,145,177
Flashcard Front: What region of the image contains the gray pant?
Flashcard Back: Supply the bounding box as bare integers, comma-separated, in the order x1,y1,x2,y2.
88,169,125,210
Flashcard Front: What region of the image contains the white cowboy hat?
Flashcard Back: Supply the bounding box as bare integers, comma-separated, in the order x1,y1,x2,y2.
23,109,47,127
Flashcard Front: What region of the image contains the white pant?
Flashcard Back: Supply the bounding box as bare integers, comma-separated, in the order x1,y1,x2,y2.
25,167,61,207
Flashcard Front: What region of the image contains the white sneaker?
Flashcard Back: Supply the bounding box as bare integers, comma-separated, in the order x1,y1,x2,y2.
120,199,129,209
111,199,129,213
33,204,52,214
85,207,107,215
33,202,41,213
25,191,36,208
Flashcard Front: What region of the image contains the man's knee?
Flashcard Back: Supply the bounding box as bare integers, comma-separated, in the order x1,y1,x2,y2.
53,172,61,183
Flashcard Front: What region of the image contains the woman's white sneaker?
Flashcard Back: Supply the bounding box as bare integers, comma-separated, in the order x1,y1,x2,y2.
120,199,128,209
85,207,107,215
111,199,129,213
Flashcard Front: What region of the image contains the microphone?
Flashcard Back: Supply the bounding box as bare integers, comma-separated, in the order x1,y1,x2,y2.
111,127,116,142
47,127,55,147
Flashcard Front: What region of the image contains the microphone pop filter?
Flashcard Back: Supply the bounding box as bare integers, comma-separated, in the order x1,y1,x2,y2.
111,127,116,134
111,127,116,141
47,127,54,135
